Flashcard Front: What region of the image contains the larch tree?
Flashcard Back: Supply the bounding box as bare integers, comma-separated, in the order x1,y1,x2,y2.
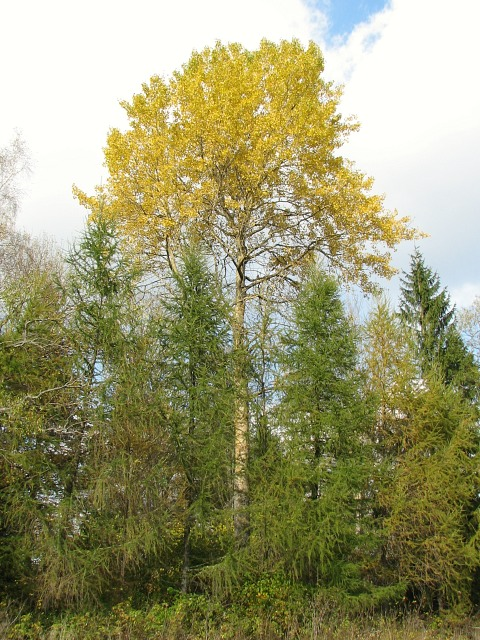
75,39,418,541
364,293,480,610
160,246,233,591
64,215,175,604
382,375,479,612
362,299,420,590
0,265,78,606
268,269,374,588
239,270,373,593
362,298,418,458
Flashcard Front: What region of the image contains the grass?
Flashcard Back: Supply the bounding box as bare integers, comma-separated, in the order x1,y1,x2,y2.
1,598,478,640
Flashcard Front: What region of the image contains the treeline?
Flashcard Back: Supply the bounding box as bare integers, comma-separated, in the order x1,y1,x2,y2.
1,41,479,636
1,215,479,620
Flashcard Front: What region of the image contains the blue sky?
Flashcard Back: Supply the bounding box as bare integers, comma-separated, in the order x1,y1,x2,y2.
1,0,479,308
321,0,388,39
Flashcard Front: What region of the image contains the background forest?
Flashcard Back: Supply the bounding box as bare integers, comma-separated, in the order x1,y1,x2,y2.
0,41,479,639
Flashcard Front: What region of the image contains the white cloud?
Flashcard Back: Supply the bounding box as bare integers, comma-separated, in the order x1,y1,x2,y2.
322,0,480,299
451,283,480,310
326,0,480,154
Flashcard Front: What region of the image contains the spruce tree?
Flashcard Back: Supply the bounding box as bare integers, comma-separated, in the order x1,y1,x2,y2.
399,249,454,370
399,249,478,397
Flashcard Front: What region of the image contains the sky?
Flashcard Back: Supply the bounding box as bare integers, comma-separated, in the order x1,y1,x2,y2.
1,0,479,308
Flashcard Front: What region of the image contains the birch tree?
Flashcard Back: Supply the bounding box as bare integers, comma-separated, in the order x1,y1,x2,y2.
0,131,30,237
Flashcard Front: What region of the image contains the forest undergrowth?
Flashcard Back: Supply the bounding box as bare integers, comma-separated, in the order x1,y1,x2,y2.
1,597,479,640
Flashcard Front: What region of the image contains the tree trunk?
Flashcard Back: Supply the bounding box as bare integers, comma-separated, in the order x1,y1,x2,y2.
181,503,193,593
232,248,249,544
182,353,198,592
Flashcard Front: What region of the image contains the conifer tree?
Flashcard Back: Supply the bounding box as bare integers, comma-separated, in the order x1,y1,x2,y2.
365,291,480,613
399,249,454,370
0,266,77,604
361,299,419,591
249,269,374,589
399,249,478,397
64,216,176,603
160,245,233,591
383,374,479,612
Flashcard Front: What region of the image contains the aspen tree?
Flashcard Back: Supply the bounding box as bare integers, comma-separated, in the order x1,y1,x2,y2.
75,40,418,541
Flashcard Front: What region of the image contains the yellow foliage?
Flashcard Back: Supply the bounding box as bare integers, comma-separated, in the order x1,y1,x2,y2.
75,39,420,290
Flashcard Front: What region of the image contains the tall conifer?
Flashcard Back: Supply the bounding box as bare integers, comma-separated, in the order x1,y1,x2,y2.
399,249,478,397
399,249,454,370
249,269,374,590
161,245,233,591
65,216,176,603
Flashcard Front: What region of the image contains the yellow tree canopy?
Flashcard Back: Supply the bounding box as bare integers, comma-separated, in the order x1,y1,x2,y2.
75,39,418,291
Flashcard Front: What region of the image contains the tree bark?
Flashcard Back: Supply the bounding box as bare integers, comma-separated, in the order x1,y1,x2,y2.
232,245,250,544
181,500,193,593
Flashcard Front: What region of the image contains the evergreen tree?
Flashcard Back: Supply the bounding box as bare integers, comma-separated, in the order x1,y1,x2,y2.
399,249,478,397
441,324,479,401
399,249,454,371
